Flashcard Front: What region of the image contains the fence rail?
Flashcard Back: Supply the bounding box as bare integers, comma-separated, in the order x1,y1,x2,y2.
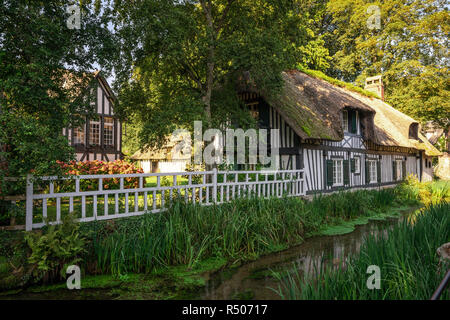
21,169,304,230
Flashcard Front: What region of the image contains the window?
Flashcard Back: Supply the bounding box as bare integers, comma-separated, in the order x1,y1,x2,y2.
368,160,377,183
73,126,85,145
89,120,100,145
342,110,349,132
343,110,358,134
354,157,360,174
103,117,114,147
333,159,344,186
409,123,419,140
396,160,403,180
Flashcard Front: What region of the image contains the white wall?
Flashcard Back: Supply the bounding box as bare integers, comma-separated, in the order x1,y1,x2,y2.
139,160,188,173
159,160,188,173
140,160,152,173
422,156,434,182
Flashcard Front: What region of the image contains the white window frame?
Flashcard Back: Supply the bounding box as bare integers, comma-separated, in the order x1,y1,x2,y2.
369,160,377,184
354,157,361,174
89,120,100,146
103,117,114,147
355,111,359,135
396,159,403,180
342,110,349,133
73,126,85,145
332,159,344,187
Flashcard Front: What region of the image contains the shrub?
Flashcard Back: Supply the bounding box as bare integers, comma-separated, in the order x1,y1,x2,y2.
57,160,144,191
24,212,86,283
395,175,450,206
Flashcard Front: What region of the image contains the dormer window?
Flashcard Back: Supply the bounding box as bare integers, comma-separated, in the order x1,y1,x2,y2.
342,110,349,132
342,109,358,134
409,123,419,140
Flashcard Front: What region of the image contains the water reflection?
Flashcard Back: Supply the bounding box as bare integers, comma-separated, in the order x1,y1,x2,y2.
201,212,413,300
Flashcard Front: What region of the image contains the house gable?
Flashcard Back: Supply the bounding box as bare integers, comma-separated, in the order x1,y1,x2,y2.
62,72,123,162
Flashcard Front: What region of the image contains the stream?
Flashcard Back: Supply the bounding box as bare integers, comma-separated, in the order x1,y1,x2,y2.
1,208,417,300
199,212,414,300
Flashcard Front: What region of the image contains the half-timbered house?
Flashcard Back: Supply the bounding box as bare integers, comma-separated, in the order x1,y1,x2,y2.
62,71,123,162
238,70,441,194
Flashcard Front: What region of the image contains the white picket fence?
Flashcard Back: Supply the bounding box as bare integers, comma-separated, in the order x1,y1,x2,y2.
23,169,305,230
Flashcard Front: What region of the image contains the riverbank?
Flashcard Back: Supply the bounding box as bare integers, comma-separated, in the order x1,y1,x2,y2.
0,203,417,298
275,202,449,300
3,208,418,300
0,179,447,299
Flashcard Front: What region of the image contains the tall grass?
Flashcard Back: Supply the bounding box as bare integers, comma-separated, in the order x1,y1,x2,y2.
275,202,450,300
84,188,402,276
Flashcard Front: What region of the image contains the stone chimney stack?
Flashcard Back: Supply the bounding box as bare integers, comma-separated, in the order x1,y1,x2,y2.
365,75,384,101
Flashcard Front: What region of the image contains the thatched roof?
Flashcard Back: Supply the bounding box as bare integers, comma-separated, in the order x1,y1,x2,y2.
339,86,441,156
423,121,445,145
131,132,191,161
255,71,376,141
134,70,441,159
131,148,169,161
252,70,440,157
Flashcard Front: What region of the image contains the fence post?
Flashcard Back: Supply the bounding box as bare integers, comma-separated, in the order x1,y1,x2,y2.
25,174,33,231
212,168,217,204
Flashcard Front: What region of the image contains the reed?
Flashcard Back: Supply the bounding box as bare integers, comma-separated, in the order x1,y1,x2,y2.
275,202,450,300
85,187,403,276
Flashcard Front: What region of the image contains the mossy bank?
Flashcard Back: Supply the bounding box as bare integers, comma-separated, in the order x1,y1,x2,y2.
0,178,448,299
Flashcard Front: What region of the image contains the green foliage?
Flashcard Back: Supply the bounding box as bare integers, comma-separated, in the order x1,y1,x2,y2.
309,188,398,222
323,0,449,130
0,0,114,188
110,0,331,150
395,174,450,206
297,66,380,99
0,230,31,290
0,201,25,226
86,187,407,277
24,212,86,282
275,202,450,300
435,135,449,153
182,163,206,185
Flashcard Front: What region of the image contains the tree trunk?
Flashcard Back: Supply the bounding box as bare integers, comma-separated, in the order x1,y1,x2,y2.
200,0,215,126
200,1,217,173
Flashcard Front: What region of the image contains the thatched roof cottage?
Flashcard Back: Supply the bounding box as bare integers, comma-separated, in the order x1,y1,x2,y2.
238,70,441,192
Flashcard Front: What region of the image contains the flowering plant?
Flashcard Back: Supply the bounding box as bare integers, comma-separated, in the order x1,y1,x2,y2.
57,160,143,191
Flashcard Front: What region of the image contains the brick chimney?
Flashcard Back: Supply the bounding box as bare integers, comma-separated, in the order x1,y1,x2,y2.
365,75,384,100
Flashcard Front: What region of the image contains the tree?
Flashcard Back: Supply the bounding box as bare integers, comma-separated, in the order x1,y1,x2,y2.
0,0,114,191
110,0,331,155
323,0,449,143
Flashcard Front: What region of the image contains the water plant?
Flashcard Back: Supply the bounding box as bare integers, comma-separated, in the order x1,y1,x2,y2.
274,202,450,300
87,187,405,277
